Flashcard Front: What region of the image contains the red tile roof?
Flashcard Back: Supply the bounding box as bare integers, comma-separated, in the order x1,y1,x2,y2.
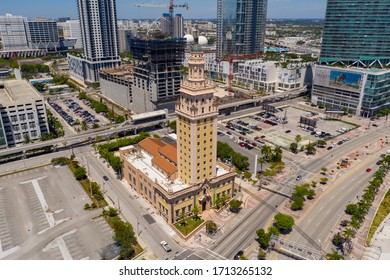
139,138,165,157
152,155,177,175
159,144,177,165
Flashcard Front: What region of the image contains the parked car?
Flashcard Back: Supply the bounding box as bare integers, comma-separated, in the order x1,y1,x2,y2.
296,175,302,181
285,130,291,133
366,168,372,172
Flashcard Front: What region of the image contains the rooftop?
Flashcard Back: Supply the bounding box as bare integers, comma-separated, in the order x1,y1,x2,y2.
159,143,177,165
0,80,43,107
100,66,133,77
139,138,165,157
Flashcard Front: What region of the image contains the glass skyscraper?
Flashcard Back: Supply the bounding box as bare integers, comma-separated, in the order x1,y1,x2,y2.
320,0,390,65
217,0,267,59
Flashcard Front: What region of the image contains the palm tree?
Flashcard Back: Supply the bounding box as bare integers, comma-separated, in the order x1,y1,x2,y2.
326,249,344,260
261,145,272,160
343,227,355,252
81,120,88,131
258,157,267,172
272,146,283,162
192,205,201,220
295,134,302,145
349,218,361,231
179,211,187,226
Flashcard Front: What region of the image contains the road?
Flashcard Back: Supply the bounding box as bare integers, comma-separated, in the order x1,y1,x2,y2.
80,151,182,259
278,147,388,259
204,124,389,259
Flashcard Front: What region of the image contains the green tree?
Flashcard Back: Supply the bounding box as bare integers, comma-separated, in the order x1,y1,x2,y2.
229,199,243,213
258,157,267,172
326,249,344,260
274,213,295,233
205,220,218,235
261,145,272,160
295,134,302,145
179,211,187,226
271,146,283,162
113,222,137,260
267,226,280,237
291,196,305,211
256,228,270,249
258,247,267,260
23,134,31,144
305,142,317,155
290,142,298,153
81,120,88,131
320,177,329,184
168,120,177,133
307,189,316,200
74,167,87,181
331,233,345,249
345,204,358,215
192,205,201,220
321,167,328,175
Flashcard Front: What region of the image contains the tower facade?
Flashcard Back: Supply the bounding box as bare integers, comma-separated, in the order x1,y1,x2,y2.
217,0,267,59
68,0,121,84
320,0,390,66
176,49,219,186
77,0,119,62
0,14,29,50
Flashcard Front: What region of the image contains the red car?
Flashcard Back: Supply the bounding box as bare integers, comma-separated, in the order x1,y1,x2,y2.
366,168,372,172
260,135,266,139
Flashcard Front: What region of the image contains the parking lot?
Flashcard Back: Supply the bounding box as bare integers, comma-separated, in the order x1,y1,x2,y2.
0,166,115,260
222,106,358,150
49,96,111,130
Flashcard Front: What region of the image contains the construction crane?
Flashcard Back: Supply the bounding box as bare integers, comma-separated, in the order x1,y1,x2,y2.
224,52,264,96
135,1,189,18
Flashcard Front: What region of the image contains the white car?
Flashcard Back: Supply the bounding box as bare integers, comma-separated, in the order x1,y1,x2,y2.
160,241,172,252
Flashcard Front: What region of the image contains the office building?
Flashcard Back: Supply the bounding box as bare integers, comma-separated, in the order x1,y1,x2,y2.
118,29,132,52
130,38,185,113
99,67,133,111
216,0,268,59
26,17,59,51
62,20,83,49
120,49,236,224
68,0,121,84
0,14,29,50
320,0,390,66
0,80,49,148
311,65,390,117
173,14,184,38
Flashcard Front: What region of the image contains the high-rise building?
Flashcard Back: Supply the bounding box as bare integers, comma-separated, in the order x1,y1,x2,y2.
173,14,184,38
320,0,390,66
120,48,236,224
176,49,219,185
118,29,132,52
0,14,29,50
26,17,59,51
62,20,83,49
130,38,185,113
68,0,121,84
216,0,267,59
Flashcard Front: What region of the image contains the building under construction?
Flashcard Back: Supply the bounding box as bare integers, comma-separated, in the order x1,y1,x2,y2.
130,38,186,113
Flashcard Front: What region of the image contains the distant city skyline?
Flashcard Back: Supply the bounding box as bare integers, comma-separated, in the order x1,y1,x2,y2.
0,0,327,20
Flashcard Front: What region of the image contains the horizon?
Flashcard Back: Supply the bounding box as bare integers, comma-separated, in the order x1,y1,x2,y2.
0,0,327,20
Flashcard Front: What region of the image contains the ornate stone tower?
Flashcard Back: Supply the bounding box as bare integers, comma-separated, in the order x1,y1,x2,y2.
176,49,219,186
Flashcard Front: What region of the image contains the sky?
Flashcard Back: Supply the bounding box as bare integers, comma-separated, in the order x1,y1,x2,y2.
0,0,327,20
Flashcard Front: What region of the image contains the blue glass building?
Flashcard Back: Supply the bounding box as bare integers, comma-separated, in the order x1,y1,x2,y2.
320,0,390,66
217,0,267,59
